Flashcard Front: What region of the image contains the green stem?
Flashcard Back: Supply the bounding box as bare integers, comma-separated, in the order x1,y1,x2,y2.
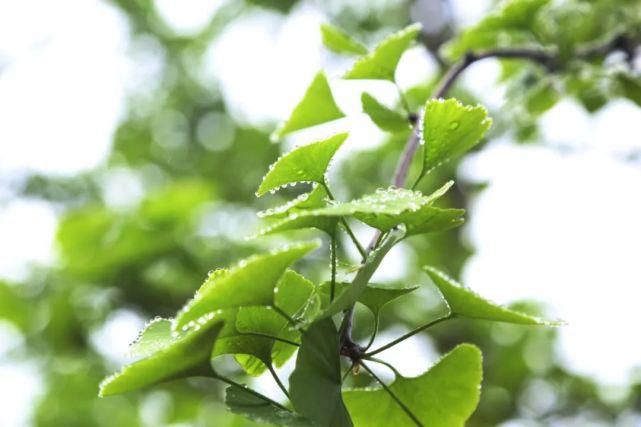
268,364,290,399
330,234,338,302
272,305,299,328
363,315,379,351
213,373,290,412
360,361,423,427
394,81,412,118
321,181,367,260
364,356,401,377
365,314,453,357
238,332,299,347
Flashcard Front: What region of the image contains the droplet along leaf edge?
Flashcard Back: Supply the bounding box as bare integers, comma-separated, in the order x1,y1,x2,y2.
256,133,348,197
425,266,563,326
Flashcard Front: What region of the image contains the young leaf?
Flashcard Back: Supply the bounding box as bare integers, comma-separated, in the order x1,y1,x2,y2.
420,99,492,178
343,344,483,427
99,312,224,397
272,72,345,139
258,184,329,219
443,0,549,61
344,23,422,81
256,133,348,197
289,318,353,427
128,318,173,359
212,307,286,375
361,93,411,132
319,228,405,320
321,23,368,56
319,282,419,319
425,266,558,325
174,241,320,330
221,270,317,375
262,183,464,239
225,385,311,426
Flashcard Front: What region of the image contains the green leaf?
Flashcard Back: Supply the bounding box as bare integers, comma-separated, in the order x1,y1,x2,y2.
289,318,353,427
361,93,411,132
218,270,317,375
99,312,224,397
420,98,492,177
319,282,418,318
321,23,368,56
443,0,549,61
174,241,320,330
128,318,173,359
319,228,404,320
343,344,483,427
257,133,348,197
225,385,311,426
264,183,464,239
344,23,422,81
425,266,558,325
272,72,345,139
258,184,329,219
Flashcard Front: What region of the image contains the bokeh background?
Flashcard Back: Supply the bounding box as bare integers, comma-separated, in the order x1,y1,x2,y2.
1,0,641,426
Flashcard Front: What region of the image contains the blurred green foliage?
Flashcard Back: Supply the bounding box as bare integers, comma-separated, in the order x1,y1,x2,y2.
2,0,641,425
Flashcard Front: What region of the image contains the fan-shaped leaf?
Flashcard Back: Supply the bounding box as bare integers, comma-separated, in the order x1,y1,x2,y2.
225,385,311,426
257,133,348,197
174,241,320,330
344,23,422,81
425,266,558,325
289,318,353,427
99,312,224,397
343,344,483,427
361,93,411,132
420,98,492,178
272,72,345,139
321,23,368,56
319,282,418,318
128,318,173,359
260,183,464,239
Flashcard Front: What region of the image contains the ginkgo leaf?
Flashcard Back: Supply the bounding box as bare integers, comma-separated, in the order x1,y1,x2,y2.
258,184,329,219
219,270,316,375
128,318,173,359
443,0,549,61
319,228,405,320
289,318,353,427
420,98,492,178
272,72,345,139
425,266,559,325
212,307,285,375
225,385,311,426
174,241,320,330
344,23,422,81
261,183,464,238
321,23,368,56
319,282,419,318
256,133,348,197
361,93,411,132
343,344,483,427
99,312,224,397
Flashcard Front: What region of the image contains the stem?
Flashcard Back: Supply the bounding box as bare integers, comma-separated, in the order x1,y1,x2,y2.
272,305,299,327
214,373,290,412
268,364,290,399
238,332,299,347
360,362,423,427
321,182,367,260
363,315,379,351
330,234,337,302
364,356,401,377
365,314,453,357
395,81,412,117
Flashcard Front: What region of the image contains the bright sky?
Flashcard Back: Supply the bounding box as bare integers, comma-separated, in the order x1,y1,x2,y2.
1,0,641,425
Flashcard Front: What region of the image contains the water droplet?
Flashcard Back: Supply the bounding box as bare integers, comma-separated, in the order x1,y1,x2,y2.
448,121,460,130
